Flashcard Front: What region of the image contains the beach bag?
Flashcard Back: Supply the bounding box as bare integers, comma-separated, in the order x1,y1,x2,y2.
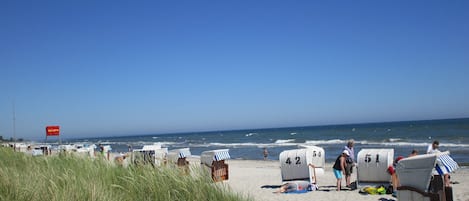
346,156,353,164
349,181,357,190
386,185,393,194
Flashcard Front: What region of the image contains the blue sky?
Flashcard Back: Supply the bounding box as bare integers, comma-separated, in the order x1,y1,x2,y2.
1,1,468,140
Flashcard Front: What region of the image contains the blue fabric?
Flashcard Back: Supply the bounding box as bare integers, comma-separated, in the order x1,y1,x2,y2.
435,153,459,175
333,169,343,179
439,154,459,173
285,189,309,194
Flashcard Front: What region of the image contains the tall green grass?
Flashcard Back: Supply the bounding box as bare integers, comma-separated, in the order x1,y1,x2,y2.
0,148,252,201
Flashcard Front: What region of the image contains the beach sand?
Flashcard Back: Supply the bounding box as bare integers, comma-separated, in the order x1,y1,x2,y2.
216,159,469,201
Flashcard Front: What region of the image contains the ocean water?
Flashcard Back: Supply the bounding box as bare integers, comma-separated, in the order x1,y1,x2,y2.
65,118,469,165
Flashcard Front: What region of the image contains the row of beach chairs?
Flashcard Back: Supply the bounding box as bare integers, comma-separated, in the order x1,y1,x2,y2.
129,144,231,182
89,144,462,201
11,142,458,200
278,146,458,201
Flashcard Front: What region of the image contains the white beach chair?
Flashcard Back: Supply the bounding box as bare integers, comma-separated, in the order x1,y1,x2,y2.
168,148,191,166
132,143,168,166
396,153,439,201
356,149,394,188
200,149,230,182
298,145,326,176
76,144,96,158
395,151,458,201
279,148,322,186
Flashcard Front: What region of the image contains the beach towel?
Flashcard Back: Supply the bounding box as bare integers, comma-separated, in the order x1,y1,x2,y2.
359,186,386,195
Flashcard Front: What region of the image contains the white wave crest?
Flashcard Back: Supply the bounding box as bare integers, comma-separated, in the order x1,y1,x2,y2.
188,141,299,148
205,142,281,148
305,139,346,145
388,138,402,142
275,139,295,144
360,141,469,148
88,139,469,150
441,143,469,148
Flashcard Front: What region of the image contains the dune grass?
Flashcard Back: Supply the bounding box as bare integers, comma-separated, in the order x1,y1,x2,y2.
0,148,252,201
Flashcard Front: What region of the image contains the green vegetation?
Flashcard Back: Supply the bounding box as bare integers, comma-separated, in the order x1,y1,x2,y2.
0,148,252,201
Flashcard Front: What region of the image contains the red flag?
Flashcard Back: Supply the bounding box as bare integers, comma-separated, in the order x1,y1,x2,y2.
46,126,60,136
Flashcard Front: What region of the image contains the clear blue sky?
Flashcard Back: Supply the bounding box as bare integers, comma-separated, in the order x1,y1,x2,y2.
1,1,468,140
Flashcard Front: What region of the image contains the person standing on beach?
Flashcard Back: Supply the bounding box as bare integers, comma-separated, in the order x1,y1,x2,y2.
343,139,355,187
263,148,268,160
99,144,104,155
333,150,348,191
427,140,452,187
128,145,132,152
427,140,440,154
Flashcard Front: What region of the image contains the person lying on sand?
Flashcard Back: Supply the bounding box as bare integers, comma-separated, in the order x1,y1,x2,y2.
276,164,318,193
275,180,312,193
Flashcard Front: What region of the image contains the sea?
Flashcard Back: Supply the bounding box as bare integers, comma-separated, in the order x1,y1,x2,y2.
63,118,469,165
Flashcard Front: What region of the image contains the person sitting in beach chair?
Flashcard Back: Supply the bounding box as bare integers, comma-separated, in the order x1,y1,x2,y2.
387,150,419,196
427,140,455,187
387,156,405,196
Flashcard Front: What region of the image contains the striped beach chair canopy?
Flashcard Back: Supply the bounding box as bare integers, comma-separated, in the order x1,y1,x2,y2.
435,151,459,175
168,148,192,163
213,149,231,161
201,149,231,166
177,148,191,158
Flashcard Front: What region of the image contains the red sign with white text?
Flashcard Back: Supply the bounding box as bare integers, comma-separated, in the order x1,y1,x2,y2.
46,126,60,136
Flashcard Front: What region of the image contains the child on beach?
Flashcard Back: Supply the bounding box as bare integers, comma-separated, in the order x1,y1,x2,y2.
333,150,348,191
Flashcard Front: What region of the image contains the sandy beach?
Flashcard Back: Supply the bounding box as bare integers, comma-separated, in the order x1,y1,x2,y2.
214,159,469,201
